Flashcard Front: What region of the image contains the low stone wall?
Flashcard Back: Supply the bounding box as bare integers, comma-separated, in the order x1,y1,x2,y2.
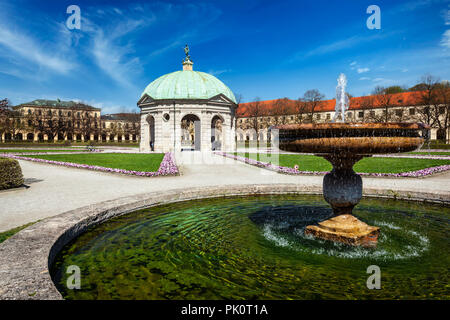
0,184,448,300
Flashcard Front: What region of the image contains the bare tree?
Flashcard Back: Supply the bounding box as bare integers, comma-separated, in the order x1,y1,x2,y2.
272,98,292,125
372,86,396,123
294,98,308,123
415,75,441,127
246,98,265,141
303,89,325,123
432,81,450,141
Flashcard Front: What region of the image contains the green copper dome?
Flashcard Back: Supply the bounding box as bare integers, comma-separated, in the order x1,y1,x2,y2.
141,70,236,103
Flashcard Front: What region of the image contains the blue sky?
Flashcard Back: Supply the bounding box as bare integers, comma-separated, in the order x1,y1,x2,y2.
0,0,449,113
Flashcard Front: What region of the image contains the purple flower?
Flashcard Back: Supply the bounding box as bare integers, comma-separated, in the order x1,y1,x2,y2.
214,152,450,178
3,152,179,178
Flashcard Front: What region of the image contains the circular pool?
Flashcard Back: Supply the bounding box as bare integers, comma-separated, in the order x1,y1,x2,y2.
51,195,449,300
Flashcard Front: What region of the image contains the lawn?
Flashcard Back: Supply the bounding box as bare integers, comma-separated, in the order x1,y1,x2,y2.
235,153,450,173
23,153,165,172
408,151,450,156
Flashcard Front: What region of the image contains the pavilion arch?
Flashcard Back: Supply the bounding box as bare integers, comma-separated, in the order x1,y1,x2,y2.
27,133,34,141
146,115,155,151
181,113,201,151
211,114,224,151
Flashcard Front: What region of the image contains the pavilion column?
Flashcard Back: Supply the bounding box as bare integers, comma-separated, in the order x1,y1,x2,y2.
200,111,211,151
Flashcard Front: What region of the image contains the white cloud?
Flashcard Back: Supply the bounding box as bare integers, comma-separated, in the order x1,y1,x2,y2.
441,29,450,48
350,61,357,66
357,67,370,73
359,77,371,80
443,8,450,25
0,24,75,74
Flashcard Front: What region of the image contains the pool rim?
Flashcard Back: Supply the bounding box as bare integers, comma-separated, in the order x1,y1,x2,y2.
0,184,448,300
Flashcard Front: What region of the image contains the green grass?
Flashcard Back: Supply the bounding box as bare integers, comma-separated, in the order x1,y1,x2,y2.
0,142,139,148
0,221,38,244
409,151,450,156
235,153,450,173
24,153,165,172
0,149,90,153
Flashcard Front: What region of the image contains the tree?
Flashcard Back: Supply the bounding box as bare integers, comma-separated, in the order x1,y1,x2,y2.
415,75,440,127
372,86,395,122
272,98,292,125
303,89,325,123
432,81,450,141
295,98,308,123
0,99,12,141
246,98,265,141
384,85,406,94
357,95,376,122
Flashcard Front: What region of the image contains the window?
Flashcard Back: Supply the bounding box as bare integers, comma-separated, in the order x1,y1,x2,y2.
347,112,352,118
409,108,415,115
395,109,403,117
77,112,81,118
358,111,364,118
326,113,330,120
370,111,375,117
28,120,32,126
48,110,52,116
439,106,445,114
59,110,62,116
28,109,32,115
316,114,321,120
68,111,71,117
38,110,42,116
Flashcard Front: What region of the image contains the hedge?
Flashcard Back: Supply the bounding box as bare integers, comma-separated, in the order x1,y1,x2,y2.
0,157,24,190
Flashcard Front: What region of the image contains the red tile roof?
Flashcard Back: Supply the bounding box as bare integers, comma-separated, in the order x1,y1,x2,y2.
237,91,427,117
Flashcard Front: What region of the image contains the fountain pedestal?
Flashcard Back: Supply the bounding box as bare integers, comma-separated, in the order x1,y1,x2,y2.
305,214,380,247
304,153,380,247
277,123,428,248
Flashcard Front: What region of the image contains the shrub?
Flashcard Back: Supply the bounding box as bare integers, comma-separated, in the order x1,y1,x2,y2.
0,157,24,190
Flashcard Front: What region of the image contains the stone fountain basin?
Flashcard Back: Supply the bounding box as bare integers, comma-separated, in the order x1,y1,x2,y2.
277,122,429,154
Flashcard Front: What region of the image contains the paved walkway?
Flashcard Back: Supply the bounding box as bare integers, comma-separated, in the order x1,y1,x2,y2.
0,151,449,232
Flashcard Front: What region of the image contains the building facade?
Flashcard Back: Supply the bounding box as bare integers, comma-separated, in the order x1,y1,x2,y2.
236,91,450,142
0,99,140,143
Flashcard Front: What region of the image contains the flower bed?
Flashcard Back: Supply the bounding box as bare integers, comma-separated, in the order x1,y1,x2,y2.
0,149,103,156
215,152,450,178
3,152,178,177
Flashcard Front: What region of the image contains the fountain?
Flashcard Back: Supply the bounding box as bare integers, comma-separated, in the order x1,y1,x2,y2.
277,74,429,247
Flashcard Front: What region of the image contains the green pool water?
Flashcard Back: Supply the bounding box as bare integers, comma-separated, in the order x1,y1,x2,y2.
51,195,450,300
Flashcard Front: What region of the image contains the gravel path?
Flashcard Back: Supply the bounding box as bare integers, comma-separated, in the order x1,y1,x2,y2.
0,151,449,232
